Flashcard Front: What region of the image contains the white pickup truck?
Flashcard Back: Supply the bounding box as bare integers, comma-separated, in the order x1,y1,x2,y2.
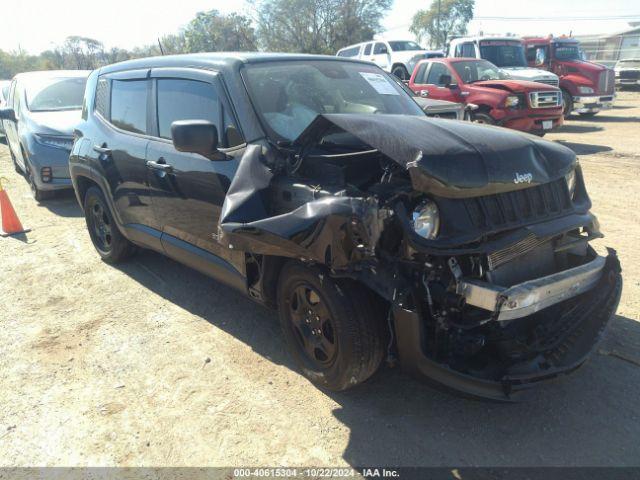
337,40,443,80
447,36,560,87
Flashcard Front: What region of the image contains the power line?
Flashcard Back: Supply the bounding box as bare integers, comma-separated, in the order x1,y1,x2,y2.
474,15,640,21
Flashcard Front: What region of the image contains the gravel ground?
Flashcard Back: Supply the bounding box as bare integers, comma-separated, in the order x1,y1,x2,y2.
1,91,639,468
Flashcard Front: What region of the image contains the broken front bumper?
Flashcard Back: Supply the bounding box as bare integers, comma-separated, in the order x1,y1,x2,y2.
393,250,622,401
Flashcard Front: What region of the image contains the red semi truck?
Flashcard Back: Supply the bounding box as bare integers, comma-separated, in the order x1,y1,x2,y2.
523,36,615,117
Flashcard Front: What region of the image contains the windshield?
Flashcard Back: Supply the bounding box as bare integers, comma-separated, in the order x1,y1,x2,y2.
452,60,510,83
618,59,640,68
554,44,583,61
25,77,87,112
389,41,423,51
479,41,527,68
243,61,424,142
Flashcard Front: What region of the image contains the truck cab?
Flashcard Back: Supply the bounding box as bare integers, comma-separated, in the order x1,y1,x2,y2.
447,36,560,87
523,36,615,117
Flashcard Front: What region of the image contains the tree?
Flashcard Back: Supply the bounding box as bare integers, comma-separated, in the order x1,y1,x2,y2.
183,9,257,52
255,0,392,54
410,0,474,49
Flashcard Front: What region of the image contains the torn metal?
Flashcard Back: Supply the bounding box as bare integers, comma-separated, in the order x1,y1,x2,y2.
217,114,622,400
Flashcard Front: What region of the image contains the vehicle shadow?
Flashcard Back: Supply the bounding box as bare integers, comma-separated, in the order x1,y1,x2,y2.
40,190,83,218
115,249,640,466
556,124,603,134
114,249,296,370
572,115,639,123
553,140,613,155
333,313,640,466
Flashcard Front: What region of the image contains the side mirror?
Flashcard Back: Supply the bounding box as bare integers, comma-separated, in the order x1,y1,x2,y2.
0,107,16,122
171,120,219,158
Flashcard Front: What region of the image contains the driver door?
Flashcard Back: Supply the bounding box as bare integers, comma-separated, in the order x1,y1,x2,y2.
145,68,245,280
412,62,459,102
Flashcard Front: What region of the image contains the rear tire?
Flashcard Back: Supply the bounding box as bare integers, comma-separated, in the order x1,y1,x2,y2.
392,65,410,81
562,89,573,117
277,261,386,391
578,111,598,118
83,186,136,264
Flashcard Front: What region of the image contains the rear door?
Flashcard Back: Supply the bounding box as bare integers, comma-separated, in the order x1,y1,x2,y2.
88,69,160,249
145,68,245,281
371,42,390,70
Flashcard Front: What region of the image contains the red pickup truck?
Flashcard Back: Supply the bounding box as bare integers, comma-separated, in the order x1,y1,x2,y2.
523,36,615,117
408,58,564,135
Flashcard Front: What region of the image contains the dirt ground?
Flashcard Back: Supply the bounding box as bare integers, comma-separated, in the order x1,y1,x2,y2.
1,91,640,469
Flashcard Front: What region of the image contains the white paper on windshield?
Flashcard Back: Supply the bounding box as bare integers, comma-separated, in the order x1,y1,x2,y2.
359,72,399,95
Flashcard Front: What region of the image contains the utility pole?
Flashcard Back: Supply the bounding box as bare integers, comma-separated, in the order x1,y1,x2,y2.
436,0,442,49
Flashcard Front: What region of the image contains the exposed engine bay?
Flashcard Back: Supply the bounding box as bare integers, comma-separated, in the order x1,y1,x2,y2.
218,113,622,400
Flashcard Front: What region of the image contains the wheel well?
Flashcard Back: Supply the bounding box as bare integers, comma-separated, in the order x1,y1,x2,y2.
392,63,407,71
475,104,492,114
75,175,99,205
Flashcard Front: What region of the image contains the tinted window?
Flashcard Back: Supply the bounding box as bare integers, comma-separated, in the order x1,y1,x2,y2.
337,46,360,58
388,41,422,51
426,63,451,86
111,80,148,134
414,63,429,83
25,77,87,112
363,43,372,55
95,78,109,118
461,43,476,57
156,79,219,140
479,41,527,67
373,43,388,54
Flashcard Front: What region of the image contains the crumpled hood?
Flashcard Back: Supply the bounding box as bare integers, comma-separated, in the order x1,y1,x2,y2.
501,67,558,82
295,113,576,198
474,79,558,93
28,109,81,136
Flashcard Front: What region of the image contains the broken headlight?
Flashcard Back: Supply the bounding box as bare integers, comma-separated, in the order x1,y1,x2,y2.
412,199,440,239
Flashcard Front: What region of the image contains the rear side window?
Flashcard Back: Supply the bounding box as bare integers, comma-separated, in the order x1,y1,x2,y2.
338,46,360,58
414,63,429,83
95,78,109,118
373,43,387,55
156,79,219,140
110,80,148,134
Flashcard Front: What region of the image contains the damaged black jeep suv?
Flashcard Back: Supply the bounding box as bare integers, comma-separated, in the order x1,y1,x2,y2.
70,53,622,400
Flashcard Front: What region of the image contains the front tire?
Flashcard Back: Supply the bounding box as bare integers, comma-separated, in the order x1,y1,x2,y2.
277,261,386,391
472,112,495,125
391,65,410,81
84,186,136,263
562,89,573,117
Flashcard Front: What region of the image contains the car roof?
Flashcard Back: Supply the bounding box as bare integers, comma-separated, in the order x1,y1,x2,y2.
450,36,521,43
13,70,91,80
100,52,372,75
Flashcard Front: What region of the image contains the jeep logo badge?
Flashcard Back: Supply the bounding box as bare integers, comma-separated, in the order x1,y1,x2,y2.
513,172,533,184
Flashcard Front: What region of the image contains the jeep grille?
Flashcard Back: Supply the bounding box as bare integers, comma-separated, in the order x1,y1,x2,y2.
463,179,573,230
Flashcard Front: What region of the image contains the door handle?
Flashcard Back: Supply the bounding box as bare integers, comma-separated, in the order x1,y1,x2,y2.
420,90,429,97
93,144,112,155
146,160,173,173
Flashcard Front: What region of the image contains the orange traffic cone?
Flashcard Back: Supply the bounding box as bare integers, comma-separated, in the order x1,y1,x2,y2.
0,177,30,237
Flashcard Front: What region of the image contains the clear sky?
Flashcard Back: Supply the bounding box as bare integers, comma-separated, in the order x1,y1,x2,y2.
1,0,638,54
